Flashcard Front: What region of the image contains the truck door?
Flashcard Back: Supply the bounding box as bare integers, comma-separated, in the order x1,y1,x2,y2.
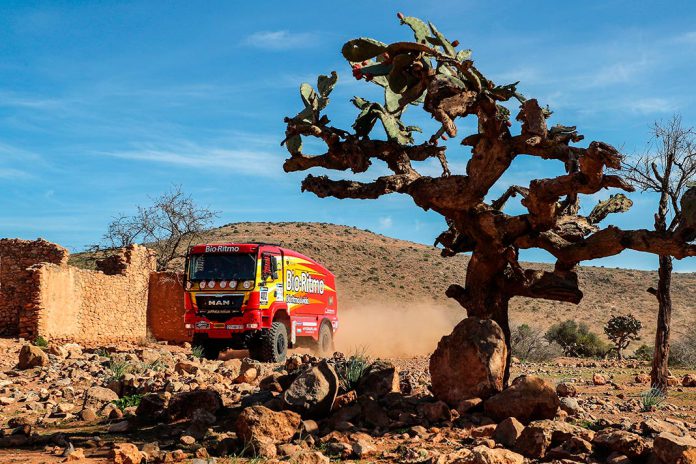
260,252,284,309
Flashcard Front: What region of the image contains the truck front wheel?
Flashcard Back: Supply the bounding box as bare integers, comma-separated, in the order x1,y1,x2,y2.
253,322,288,363
315,321,334,358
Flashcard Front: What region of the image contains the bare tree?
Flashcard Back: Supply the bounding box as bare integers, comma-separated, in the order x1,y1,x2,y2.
281,14,696,382
102,186,219,271
623,115,696,388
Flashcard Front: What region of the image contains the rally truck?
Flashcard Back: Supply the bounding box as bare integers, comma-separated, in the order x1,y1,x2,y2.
183,242,338,362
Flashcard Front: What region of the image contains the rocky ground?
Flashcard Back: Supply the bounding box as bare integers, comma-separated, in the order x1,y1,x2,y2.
0,337,695,463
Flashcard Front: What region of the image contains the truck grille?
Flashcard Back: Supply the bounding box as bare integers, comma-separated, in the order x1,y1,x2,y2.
195,294,244,321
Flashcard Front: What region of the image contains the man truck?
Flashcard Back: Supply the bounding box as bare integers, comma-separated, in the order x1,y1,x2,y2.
183,242,338,362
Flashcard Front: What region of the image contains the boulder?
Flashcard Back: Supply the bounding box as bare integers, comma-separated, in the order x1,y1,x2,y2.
484,375,559,424
111,443,143,464
166,389,221,421
493,417,525,448
135,393,169,422
235,406,301,454
682,374,696,388
174,360,199,375
292,451,331,464
429,317,506,406
556,382,577,397
357,360,400,398
515,419,594,459
640,418,684,437
460,445,525,464
653,432,696,464
419,400,452,423
283,360,339,418
559,397,582,416
83,386,119,411
547,436,594,461
593,373,607,385
592,429,651,460
17,345,48,369
635,373,651,384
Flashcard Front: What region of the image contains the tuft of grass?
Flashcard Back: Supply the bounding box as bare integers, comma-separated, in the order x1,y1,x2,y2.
33,336,48,348
106,360,131,382
113,394,142,411
191,345,205,359
335,348,371,392
94,348,112,359
640,386,667,411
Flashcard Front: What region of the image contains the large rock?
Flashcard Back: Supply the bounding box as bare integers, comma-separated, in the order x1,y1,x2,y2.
653,432,696,464
166,389,221,421
515,419,594,459
235,406,301,455
683,374,696,388
592,429,651,460
493,417,525,448
429,317,506,406
135,393,169,422
460,445,525,464
484,375,559,424
17,345,48,369
283,360,339,417
111,443,143,464
83,386,119,411
357,360,400,398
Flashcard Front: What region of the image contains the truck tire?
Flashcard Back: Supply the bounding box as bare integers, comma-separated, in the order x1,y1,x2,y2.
192,335,222,360
315,321,334,358
255,322,288,363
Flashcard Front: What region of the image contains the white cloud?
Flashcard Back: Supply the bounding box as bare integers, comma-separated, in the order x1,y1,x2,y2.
623,97,677,114
242,30,318,51
102,142,284,177
378,216,393,229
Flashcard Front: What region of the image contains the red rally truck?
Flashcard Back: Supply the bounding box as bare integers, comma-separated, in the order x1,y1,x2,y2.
183,242,338,362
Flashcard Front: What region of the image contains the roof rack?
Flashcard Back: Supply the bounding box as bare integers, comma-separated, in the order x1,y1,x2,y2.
245,241,281,247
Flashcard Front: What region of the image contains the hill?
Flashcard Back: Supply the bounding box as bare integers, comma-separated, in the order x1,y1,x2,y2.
73,221,696,356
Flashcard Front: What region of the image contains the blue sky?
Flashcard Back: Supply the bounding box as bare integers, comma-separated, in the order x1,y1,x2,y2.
1,0,695,271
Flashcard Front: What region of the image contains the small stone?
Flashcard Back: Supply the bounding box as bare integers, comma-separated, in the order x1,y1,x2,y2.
179,435,196,446
556,382,577,397
592,373,607,385
111,442,143,464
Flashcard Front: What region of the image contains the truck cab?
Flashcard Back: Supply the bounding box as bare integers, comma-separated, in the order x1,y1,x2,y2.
183,242,338,362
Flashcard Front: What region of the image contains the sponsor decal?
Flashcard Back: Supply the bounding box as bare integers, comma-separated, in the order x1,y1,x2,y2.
275,283,283,298
226,324,244,330
302,321,318,327
213,323,225,329
286,271,325,294
326,308,335,314
195,321,210,330
205,245,240,253
207,299,231,306
286,295,310,305
260,287,268,304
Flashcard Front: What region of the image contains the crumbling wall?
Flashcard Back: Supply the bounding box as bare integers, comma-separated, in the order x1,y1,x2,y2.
31,245,156,343
0,239,69,338
147,272,189,342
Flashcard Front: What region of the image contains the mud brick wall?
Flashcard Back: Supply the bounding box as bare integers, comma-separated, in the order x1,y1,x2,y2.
31,245,156,343
0,239,69,338
147,272,190,342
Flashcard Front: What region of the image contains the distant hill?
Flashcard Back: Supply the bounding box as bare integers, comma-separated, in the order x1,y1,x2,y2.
71,221,696,352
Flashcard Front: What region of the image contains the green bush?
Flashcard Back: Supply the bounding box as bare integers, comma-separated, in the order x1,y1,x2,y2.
511,324,563,362
640,387,666,411
33,336,48,348
633,344,653,361
335,350,371,393
545,320,609,358
191,345,205,359
113,394,143,411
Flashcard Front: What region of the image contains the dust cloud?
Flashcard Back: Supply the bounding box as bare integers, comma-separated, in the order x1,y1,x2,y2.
334,302,462,358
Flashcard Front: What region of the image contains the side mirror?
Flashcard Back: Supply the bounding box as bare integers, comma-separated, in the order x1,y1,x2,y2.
271,257,279,280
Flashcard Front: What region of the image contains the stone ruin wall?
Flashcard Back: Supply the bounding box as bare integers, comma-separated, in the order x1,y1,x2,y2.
0,238,189,344
0,239,69,338
30,245,156,343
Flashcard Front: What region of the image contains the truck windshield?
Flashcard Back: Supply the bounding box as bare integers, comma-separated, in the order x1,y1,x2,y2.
188,254,256,281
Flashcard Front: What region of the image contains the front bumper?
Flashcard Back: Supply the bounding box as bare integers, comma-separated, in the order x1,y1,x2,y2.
185,309,262,339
